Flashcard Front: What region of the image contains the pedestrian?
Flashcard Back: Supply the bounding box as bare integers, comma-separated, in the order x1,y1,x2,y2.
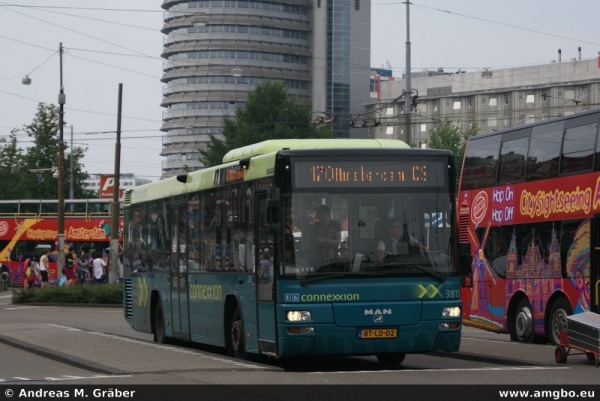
116,251,124,283
76,249,89,285
23,254,32,290
92,252,107,284
63,246,77,286
39,248,50,288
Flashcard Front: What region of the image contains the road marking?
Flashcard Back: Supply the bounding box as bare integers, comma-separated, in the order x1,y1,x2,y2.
47,324,265,370
308,366,571,374
44,375,132,382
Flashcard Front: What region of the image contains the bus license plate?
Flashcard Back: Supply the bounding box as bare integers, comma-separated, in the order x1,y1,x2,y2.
358,329,397,339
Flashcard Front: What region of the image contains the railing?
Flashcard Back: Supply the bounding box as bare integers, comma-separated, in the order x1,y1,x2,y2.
0,199,122,221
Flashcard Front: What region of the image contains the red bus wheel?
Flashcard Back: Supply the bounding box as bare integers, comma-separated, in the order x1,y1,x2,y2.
548,298,571,346
513,298,534,343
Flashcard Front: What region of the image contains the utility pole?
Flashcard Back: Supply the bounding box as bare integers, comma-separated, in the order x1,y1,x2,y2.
109,84,123,284
57,42,65,282
69,125,74,200
403,1,412,145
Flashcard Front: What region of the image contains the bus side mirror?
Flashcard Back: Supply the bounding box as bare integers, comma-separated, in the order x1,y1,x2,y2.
265,187,281,234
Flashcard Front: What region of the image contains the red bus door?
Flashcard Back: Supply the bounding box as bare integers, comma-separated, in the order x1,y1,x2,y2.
592,216,600,314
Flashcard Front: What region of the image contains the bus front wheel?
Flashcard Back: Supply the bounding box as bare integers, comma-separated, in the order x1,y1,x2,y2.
228,306,246,359
512,298,534,343
376,353,406,366
154,302,168,344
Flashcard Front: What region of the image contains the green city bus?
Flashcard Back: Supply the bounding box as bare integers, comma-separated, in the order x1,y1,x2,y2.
123,139,470,365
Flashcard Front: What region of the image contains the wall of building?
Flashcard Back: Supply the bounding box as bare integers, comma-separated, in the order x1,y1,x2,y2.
366,58,600,145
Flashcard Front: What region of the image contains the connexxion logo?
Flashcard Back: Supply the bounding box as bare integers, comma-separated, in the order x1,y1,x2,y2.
284,293,360,302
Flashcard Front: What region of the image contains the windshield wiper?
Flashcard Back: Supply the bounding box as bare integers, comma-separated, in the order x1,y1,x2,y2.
374,263,446,283
300,272,388,287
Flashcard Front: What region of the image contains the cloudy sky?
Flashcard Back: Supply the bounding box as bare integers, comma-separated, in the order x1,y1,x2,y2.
1,0,598,182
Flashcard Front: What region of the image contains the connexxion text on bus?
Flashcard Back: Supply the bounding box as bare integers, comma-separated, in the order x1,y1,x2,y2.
122,139,471,365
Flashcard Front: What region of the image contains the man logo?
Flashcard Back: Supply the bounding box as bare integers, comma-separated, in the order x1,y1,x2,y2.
364,309,392,315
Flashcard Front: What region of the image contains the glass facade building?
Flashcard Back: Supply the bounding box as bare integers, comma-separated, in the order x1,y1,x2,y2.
160,0,370,178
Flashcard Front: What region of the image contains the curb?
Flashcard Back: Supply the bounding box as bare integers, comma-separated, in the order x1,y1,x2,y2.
429,350,540,366
24,303,121,308
0,334,127,375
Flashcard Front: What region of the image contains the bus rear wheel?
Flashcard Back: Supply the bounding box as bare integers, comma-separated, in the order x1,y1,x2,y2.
512,298,534,343
548,298,571,346
376,353,406,366
228,306,246,359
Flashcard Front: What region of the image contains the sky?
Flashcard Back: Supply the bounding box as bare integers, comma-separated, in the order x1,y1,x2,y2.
1,0,599,182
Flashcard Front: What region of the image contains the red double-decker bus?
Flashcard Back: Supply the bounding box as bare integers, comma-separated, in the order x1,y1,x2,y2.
458,109,600,345
0,199,122,287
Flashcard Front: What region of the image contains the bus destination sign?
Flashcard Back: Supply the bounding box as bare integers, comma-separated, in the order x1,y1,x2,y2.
293,161,444,188
215,165,244,186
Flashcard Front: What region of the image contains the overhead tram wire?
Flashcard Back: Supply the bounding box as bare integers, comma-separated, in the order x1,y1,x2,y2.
1,3,373,75
0,4,164,12
374,1,600,47
0,4,155,58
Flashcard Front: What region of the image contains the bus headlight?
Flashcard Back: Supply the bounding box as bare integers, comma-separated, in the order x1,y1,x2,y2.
442,306,461,317
286,311,311,321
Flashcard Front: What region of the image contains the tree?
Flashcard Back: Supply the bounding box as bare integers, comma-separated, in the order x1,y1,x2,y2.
200,80,334,167
427,119,479,170
0,131,32,199
0,103,95,200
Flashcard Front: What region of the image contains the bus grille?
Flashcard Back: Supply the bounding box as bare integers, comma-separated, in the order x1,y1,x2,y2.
459,214,470,243
124,278,133,320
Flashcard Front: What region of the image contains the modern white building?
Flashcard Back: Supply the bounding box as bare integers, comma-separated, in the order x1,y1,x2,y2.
365,50,600,147
160,0,371,178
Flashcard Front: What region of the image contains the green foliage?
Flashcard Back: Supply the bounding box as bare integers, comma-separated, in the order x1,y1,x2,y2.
200,80,334,167
12,283,123,304
0,103,95,200
427,119,479,169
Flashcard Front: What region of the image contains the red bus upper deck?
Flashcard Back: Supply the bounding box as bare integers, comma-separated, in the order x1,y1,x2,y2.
458,109,600,345
0,199,122,286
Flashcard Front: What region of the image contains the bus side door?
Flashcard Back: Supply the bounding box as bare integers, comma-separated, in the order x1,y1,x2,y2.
256,191,277,353
592,215,600,314
169,204,190,341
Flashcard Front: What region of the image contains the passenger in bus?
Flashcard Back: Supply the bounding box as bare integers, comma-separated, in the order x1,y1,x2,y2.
310,205,341,262
283,226,296,263
377,218,426,261
338,240,350,260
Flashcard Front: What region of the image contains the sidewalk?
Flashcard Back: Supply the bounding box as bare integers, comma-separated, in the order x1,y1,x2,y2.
0,322,279,374
432,335,557,367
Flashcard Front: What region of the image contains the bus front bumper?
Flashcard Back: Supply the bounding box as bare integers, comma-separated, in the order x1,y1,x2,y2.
277,321,461,358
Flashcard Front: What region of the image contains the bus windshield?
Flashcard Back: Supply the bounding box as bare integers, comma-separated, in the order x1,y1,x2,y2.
281,190,455,279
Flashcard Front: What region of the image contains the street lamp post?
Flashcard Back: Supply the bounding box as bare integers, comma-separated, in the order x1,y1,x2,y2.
22,42,66,284
56,42,66,281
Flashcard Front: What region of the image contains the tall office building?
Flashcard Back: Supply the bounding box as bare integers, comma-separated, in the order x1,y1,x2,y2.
160,0,371,178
